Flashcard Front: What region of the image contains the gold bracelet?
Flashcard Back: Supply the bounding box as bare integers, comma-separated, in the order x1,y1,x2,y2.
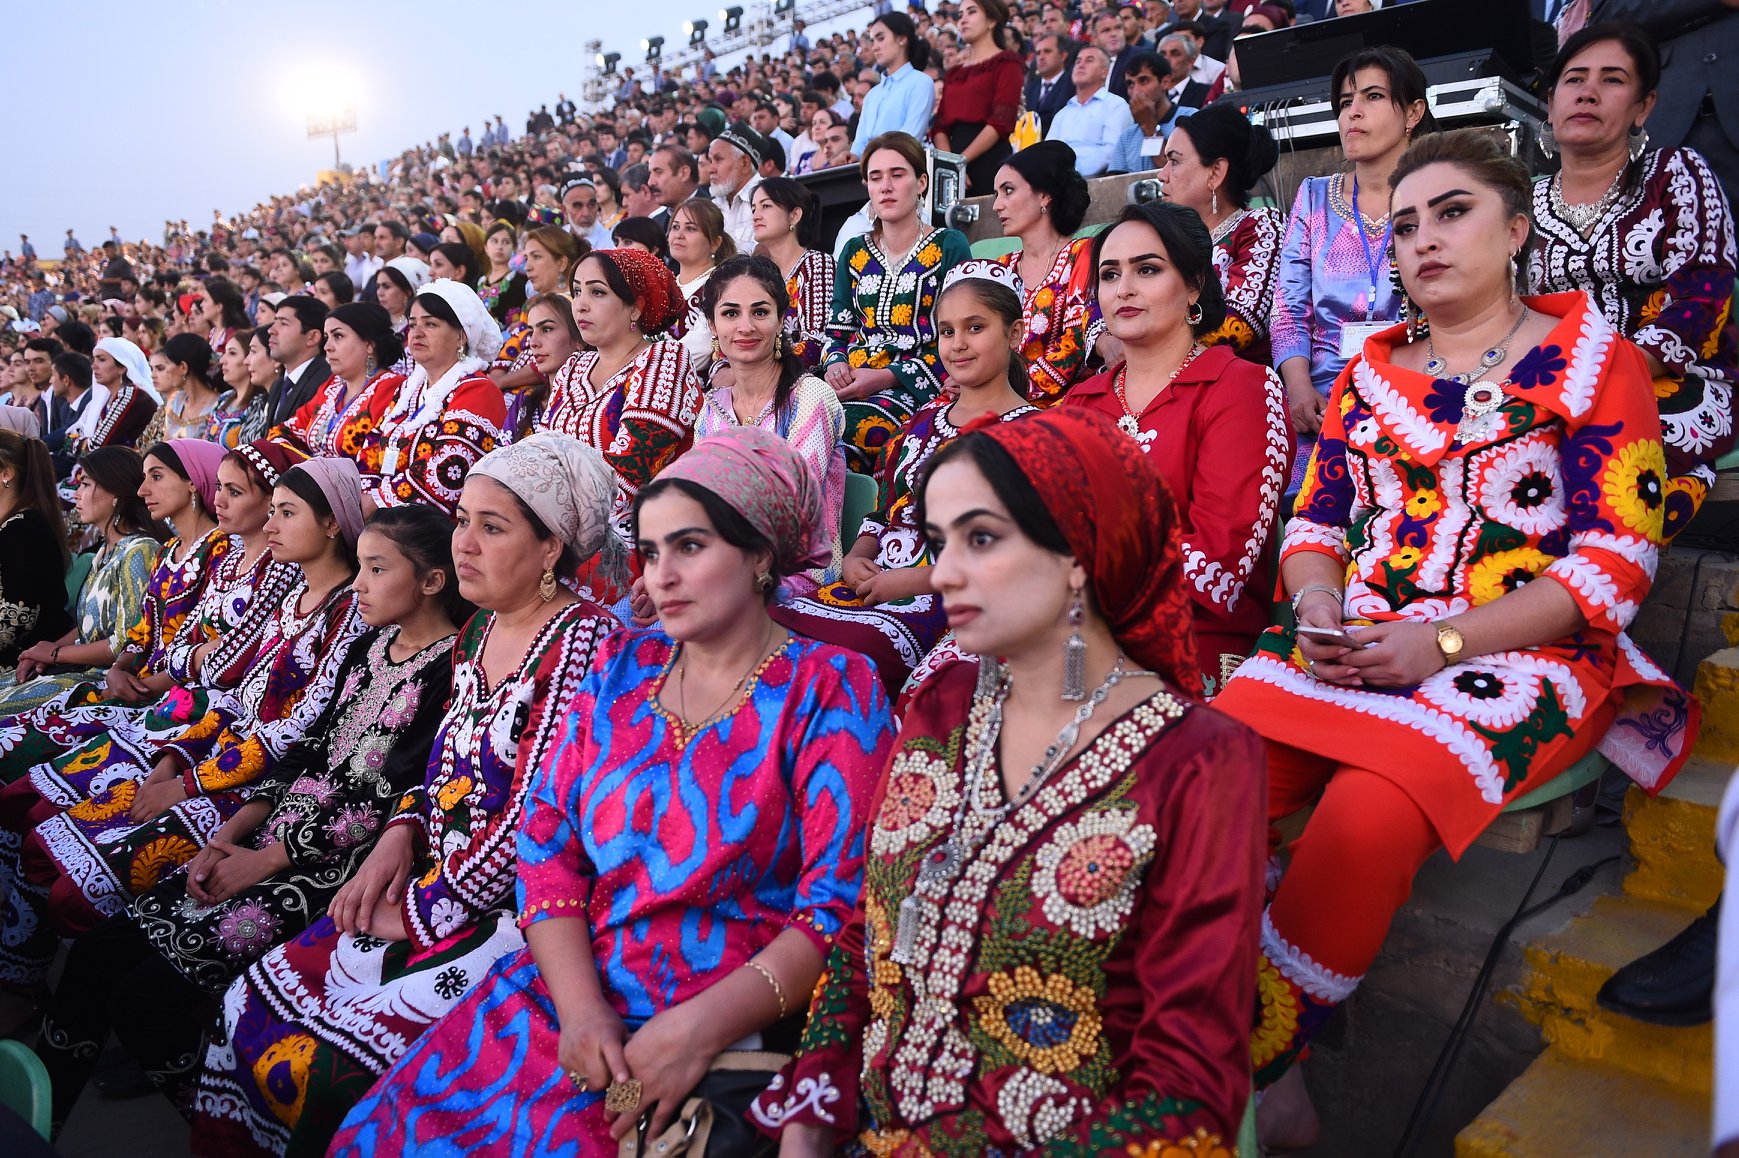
746,959,788,1019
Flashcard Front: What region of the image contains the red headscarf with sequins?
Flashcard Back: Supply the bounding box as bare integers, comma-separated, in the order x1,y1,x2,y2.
964,407,1203,697
587,247,686,336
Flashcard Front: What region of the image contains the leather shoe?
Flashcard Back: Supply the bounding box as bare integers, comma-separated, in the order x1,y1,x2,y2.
1595,895,1720,1027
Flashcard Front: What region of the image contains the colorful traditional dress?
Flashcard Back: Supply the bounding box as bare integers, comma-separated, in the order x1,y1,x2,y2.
694,376,848,592
276,370,403,466
1065,346,1291,692
208,391,271,450
1528,146,1737,539
671,269,718,373
27,579,365,927
994,236,1098,405
784,249,836,369
130,625,457,991
749,655,1265,1154
1218,294,1699,850
0,532,158,717
161,389,235,442
328,629,896,1155
0,510,73,673
774,400,1036,692
1205,205,1284,367
826,227,971,469
1271,172,1402,485
190,601,615,1158
535,341,703,554
367,365,507,515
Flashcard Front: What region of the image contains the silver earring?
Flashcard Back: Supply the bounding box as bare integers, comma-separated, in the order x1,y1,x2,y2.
1539,122,1556,159
1186,300,1204,325
1210,187,1218,216
1628,125,1649,163
1062,587,1087,702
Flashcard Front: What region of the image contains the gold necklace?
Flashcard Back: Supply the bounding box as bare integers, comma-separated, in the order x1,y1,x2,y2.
1113,343,1205,440
659,625,788,748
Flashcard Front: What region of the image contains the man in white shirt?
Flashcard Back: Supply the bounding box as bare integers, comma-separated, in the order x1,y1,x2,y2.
1045,45,1135,177
342,228,382,290
560,178,614,251
707,123,766,254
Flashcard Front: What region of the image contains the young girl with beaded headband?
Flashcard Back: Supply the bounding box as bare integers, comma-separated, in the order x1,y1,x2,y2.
775,259,1039,694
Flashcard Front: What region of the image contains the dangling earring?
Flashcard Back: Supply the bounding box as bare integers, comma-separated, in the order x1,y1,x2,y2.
1062,586,1087,702
1391,256,1428,343
1538,122,1556,160
774,333,785,358
364,354,377,379
1210,187,1219,217
1628,124,1650,163
756,571,774,592
1186,300,1203,325
538,567,558,602
710,336,721,361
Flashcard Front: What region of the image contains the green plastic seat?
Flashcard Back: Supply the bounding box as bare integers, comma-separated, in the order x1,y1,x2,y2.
64,551,92,615
1716,447,1739,473
842,472,879,547
967,236,1020,259
0,1039,51,1140
1073,221,1109,239
1501,751,1607,813
1238,1087,1258,1155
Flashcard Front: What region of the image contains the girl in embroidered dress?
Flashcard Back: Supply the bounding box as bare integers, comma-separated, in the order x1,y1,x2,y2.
512,293,584,439
755,407,1264,1155
495,227,583,435
208,328,272,448
667,198,737,373
1527,22,1737,541
29,505,465,1130
330,427,894,1157
1213,130,1700,1150
750,177,835,372
275,302,405,466
191,435,622,1157
778,262,1038,694
367,280,508,515
824,132,971,472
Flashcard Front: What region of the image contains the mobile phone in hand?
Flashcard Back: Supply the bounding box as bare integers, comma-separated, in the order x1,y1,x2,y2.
1295,625,1367,650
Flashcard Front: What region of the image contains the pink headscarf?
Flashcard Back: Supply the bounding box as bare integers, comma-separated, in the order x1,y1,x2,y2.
656,426,830,578
164,438,229,514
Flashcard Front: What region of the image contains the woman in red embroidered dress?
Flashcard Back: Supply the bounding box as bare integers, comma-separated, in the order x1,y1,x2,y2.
1067,202,1290,693
755,407,1264,1156
1212,131,1700,1149
274,302,404,465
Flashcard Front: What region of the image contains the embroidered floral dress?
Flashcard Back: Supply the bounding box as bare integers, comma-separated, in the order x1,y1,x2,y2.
190,601,615,1158
994,237,1098,405
367,369,507,515
694,376,848,592
826,228,971,469
276,369,404,466
750,656,1265,1155
328,629,895,1156
130,625,456,991
0,532,158,717
1065,345,1291,692
785,248,837,369
534,341,703,562
1216,293,1699,861
1205,206,1284,367
1528,146,1737,539
208,391,271,450
775,400,1037,693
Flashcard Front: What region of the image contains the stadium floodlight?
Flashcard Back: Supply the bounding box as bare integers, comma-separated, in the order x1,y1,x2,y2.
598,51,622,73
774,0,794,13
686,18,708,45
720,5,744,32
643,35,665,58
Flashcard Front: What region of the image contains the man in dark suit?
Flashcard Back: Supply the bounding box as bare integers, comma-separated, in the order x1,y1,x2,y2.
263,295,330,431
1025,33,1078,134
1595,0,1739,198
1093,8,1145,99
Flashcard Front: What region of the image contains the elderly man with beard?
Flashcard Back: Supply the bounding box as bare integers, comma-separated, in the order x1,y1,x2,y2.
707,122,767,253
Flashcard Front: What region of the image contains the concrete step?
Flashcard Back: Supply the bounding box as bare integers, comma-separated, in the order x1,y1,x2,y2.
1689,646,1739,763
1505,894,1711,1093
1623,754,1729,912
1455,1051,1709,1158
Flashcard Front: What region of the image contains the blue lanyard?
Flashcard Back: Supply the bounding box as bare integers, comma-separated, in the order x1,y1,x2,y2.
1351,173,1391,320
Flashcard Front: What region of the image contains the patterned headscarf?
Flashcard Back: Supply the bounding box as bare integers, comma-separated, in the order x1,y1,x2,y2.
165,439,230,515
587,248,685,335
0,406,41,438
961,408,1203,697
289,457,365,548
231,438,308,491
657,426,830,578
469,432,626,588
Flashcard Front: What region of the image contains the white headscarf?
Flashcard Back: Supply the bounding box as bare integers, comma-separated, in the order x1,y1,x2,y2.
384,256,431,294
416,279,503,364
375,279,505,479
73,337,161,442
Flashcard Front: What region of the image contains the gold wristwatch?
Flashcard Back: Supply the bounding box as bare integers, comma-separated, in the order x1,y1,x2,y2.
1435,624,1465,665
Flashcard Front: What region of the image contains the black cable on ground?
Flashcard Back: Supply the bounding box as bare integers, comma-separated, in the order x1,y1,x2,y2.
1391,846,1623,1158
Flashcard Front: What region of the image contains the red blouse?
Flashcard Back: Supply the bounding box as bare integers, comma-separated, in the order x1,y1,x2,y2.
935,50,1025,136
1066,345,1292,688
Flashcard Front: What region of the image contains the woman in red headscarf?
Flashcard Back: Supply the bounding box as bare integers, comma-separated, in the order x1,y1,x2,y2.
535,248,704,606
752,408,1265,1156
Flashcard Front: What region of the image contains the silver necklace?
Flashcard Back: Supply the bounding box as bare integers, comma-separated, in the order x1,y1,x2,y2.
890,656,1148,964
1426,304,1529,443
1549,168,1624,237
1424,304,1528,385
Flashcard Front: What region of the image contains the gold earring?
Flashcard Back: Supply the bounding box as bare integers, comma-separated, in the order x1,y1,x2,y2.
539,567,558,602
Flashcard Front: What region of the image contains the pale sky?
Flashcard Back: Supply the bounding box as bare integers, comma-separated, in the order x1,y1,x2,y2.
4,0,862,254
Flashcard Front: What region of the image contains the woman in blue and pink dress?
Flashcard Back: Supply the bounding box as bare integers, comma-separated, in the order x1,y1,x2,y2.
328,427,895,1157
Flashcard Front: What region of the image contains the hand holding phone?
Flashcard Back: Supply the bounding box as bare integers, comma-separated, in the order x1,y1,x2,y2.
1295,624,1367,650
